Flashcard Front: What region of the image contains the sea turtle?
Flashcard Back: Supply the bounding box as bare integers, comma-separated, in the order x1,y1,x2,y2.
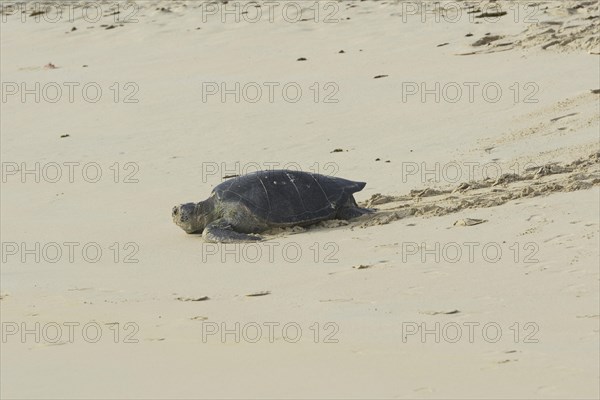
172,169,371,243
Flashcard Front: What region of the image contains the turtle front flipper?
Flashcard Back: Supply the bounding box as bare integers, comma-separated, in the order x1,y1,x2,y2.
202,219,262,243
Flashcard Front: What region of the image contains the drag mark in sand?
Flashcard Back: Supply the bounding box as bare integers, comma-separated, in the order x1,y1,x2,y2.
356,152,599,228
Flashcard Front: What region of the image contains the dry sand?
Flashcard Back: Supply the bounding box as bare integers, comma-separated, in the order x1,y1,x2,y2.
1,1,599,398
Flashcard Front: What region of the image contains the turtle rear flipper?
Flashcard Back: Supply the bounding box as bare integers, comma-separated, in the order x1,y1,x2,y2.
336,206,373,220
202,219,262,243
336,196,373,220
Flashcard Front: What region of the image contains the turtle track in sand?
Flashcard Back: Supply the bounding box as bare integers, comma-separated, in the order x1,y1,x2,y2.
352,152,600,228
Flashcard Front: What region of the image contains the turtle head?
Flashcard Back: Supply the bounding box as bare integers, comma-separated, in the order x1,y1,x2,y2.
172,202,208,234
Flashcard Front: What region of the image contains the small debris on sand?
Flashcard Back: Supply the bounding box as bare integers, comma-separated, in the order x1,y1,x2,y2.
419,309,460,315
472,35,503,46
246,291,271,297
176,296,209,302
454,218,488,226
475,11,507,18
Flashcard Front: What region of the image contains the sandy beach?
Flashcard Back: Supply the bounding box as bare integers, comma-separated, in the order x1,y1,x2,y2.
1,1,599,398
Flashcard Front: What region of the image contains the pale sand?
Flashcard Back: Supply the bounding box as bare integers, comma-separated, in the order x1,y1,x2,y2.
1,1,599,398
